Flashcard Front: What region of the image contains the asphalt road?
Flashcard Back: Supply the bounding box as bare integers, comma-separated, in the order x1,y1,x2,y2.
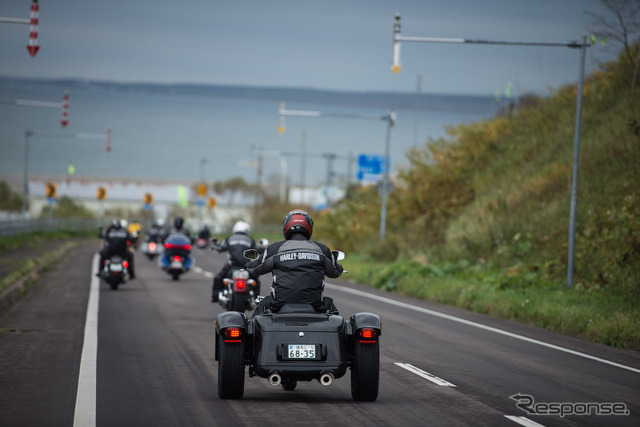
1,240,639,427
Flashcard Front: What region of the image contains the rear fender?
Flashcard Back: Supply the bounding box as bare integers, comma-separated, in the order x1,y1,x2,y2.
215,311,248,361
350,312,382,333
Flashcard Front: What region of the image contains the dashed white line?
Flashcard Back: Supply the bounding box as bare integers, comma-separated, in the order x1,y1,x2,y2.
395,362,456,387
504,415,545,426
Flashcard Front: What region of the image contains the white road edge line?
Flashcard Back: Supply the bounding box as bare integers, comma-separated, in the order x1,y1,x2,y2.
394,362,456,387
504,415,545,426
73,254,99,427
325,283,640,374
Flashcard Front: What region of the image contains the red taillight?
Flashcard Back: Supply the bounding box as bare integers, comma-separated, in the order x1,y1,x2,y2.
173,255,181,262
165,243,191,250
123,261,129,268
224,328,242,342
359,328,377,343
236,280,246,289
149,242,156,250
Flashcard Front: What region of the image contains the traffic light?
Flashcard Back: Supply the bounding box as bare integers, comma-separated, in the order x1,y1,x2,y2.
143,193,153,205
45,182,57,199
96,186,107,200
207,197,217,209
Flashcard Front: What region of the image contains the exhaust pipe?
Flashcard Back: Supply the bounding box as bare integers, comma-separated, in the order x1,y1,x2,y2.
268,373,282,386
319,373,334,386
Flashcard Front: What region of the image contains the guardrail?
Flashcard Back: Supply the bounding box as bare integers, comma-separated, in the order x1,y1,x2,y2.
0,217,101,237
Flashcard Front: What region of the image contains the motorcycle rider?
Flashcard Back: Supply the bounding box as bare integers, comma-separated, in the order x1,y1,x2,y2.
161,216,193,269
211,221,260,302
163,216,193,242
97,219,135,279
245,209,343,315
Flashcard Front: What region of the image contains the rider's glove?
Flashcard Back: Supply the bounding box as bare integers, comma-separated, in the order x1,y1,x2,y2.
336,263,344,274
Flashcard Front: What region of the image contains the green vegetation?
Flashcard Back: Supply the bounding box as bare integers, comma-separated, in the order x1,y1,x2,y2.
39,196,95,218
316,47,640,350
0,181,23,211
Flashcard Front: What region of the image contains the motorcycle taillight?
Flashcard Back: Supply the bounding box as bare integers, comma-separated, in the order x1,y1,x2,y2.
359,328,377,343
224,328,242,343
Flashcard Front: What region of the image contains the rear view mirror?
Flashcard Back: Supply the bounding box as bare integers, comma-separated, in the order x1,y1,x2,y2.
331,250,345,261
243,249,260,260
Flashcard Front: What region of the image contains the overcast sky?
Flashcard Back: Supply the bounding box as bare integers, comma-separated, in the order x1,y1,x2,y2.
0,0,620,96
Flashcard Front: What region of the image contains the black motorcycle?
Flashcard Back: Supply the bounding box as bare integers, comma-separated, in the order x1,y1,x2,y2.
217,268,259,312
214,250,381,401
100,255,129,290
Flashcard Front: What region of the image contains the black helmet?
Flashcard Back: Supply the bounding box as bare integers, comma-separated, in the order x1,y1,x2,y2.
282,209,313,240
174,216,184,229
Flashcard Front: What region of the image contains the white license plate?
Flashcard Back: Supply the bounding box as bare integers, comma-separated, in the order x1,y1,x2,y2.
287,344,316,359
110,264,123,271
170,261,183,268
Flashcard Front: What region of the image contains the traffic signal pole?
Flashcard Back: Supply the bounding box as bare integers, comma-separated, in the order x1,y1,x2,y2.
390,14,589,287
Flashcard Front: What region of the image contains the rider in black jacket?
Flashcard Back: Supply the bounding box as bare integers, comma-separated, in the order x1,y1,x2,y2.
211,221,260,302
97,219,135,278
245,209,343,315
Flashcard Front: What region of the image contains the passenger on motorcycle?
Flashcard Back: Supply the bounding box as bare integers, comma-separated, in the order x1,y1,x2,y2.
245,210,343,315
97,219,136,278
211,221,261,302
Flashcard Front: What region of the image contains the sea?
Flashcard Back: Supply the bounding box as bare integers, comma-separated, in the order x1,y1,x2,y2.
0,78,500,191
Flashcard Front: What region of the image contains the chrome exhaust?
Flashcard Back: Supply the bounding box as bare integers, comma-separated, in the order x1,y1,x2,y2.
319,373,334,386
268,373,282,386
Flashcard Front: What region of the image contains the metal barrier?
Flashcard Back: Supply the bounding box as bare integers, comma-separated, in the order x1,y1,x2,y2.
0,217,101,237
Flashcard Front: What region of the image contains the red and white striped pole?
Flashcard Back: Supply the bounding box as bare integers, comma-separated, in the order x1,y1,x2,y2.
26,0,39,57
61,91,69,127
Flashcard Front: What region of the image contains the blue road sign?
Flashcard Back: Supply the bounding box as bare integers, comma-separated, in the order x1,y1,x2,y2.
357,154,386,183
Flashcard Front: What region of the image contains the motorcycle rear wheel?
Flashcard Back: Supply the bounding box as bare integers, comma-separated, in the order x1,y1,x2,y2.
217,335,245,399
350,341,379,401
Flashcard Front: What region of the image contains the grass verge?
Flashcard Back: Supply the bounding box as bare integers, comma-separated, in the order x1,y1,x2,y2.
342,254,640,351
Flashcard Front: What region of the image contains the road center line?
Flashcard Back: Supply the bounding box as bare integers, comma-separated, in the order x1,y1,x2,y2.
325,282,640,374
395,362,456,386
73,254,99,427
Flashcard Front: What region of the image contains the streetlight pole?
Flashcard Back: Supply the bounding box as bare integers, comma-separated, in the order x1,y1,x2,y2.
20,130,111,218
278,103,395,240
21,131,32,217
391,14,589,287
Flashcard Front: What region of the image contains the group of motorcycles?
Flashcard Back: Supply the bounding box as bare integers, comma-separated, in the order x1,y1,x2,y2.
97,221,382,401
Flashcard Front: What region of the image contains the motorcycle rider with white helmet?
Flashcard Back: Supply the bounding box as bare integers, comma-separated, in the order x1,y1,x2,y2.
211,221,261,302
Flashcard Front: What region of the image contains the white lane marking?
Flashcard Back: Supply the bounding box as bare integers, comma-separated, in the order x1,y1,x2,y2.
194,266,203,274
203,272,214,279
395,362,456,387
73,254,99,427
504,415,545,426
325,283,640,374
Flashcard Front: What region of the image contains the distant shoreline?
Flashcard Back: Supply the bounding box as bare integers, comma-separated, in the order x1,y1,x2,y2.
0,76,500,115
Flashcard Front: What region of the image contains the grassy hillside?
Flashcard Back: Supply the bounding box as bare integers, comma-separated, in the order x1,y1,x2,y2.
315,46,640,350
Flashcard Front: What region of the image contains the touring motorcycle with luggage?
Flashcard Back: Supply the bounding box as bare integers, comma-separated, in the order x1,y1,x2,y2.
214,249,381,401
160,233,194,280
